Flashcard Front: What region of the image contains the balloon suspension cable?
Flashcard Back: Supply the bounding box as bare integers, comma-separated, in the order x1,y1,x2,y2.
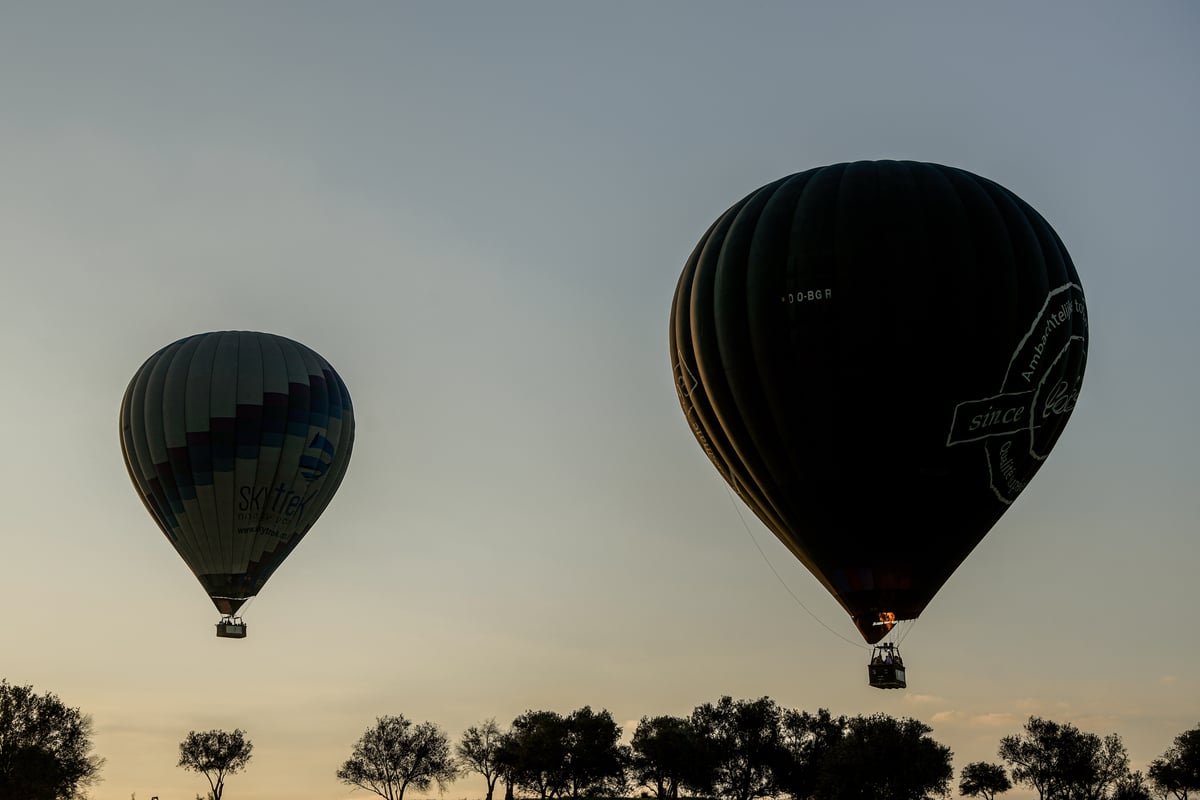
215,596,255,628
724,488,868,650
871,617,916,646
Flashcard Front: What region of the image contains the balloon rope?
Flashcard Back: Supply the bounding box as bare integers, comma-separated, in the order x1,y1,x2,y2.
228,595,255,623
896,617,918,644
723,488,868,651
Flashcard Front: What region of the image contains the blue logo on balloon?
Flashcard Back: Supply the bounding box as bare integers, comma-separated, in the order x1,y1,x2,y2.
299,432,336,481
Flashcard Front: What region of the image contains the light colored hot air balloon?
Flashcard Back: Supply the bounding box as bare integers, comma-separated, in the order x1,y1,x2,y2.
120,331,354,637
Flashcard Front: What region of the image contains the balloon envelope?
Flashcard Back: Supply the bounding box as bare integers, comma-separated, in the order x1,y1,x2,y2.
120,331,354,615
670,161,1087,643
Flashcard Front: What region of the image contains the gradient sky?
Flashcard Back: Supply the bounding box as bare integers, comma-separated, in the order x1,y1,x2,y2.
1,3,1197,799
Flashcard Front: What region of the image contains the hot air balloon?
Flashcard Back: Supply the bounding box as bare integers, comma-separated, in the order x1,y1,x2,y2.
669,161,1087,684
120,331,354,637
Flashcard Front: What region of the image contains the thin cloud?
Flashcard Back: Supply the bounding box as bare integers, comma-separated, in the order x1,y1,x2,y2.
931,710,964,724
929,710,1016,729
1072,714,1121,731
969,699,1121,734
971,712,1018,728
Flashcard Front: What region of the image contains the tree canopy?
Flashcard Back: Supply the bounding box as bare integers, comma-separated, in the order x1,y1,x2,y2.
629,714,710,799
998,716,1131,800
457,718,506,800
774,707,847,800
0,679,104,800
809,713,952,800
498,707,628,798
495,700,953,800
562,706,628,797
1111,771,1154,800
499,710,570,799
690,696,782,800
959,761,1012,800
177,728,253,800
1149,724,1200,800
336,715,457,800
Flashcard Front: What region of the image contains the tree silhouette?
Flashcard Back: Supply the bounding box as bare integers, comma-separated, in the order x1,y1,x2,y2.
690,696,782,800
501,710,569,799
998,716,1130,800
177,729,252,800
813,713,952,800
629,715,711,799
1148,724,1200,800
0,679,104,800
959,762,1012,800
457,718,506,800
773,707,846,800
1111,770,1154,800
562,706,628,797
336,715,457,800
499,707,628,798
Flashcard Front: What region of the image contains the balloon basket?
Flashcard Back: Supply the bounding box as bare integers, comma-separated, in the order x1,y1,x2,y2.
216,616,247,639
868,643,906,689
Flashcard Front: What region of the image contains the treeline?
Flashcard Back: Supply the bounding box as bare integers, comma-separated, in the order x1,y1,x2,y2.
2,679,1198,800
341,698,1198,800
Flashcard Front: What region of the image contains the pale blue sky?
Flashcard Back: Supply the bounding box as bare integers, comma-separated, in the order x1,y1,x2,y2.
1,3,1196,799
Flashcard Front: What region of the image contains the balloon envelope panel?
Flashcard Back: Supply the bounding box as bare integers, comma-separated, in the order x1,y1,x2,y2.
120,331,354,615
670,161,1087,643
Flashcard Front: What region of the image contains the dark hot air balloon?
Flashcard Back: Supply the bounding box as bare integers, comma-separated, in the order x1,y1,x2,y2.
120,331,354,637
669,161,1087,662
